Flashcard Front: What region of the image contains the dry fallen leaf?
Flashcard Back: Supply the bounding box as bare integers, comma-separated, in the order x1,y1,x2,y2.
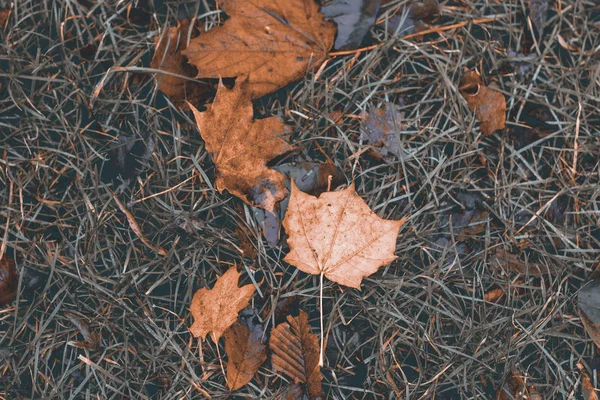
490,248,546,276
321,0,380,50
183,0,336,98
0,8,10,27
496,368,542,400
0,255,18,306
578,272,600,349
277,383,309,400
459,71,506,136
283,182,406,289
188,79,294,213
189,266,256,342
360,103,403,159
578,362,599,400
224,318,267,390
150,19,211,108
270,311,322,400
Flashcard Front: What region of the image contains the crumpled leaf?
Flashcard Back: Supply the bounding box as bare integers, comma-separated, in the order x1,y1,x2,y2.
459,71,506,136
188,79,294,213
360,103,403,158
578,362,599,400
150,19,211,108
270,311,322,400
183,0,336,99
496,368,542,400
189,266,256,342
0,255,18,306
578,271,600,349
224,318,267,390
283,182,406,289
321,0,380,50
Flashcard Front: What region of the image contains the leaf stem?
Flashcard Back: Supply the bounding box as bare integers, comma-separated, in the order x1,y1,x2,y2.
319,272,324,367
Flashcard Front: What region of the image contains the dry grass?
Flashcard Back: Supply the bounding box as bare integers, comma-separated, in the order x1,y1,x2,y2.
1,0,599,398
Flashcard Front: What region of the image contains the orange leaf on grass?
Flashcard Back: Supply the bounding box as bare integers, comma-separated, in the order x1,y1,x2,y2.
188,79,294,213
270,311,322,400
283,182,406,289
459,71,506,136
150,19,211,108
183,0,336,98
224,319,267,390
189,266,256,342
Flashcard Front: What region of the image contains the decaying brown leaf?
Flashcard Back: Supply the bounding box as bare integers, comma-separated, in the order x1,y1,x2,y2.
490,248,546,276
277,383,308,400
496,368,542,400
578,362,599,400
188,79,294,213
360,103,403,159
224,318,267,390
270,311,322,400
283,182,406,289
151,19,211,108
183,0,336,98
0,8,10,27
0,255,18,306
528,0,549,37
322,0,380,50
578,272,600,349
459,71,506,136
189,266,256,342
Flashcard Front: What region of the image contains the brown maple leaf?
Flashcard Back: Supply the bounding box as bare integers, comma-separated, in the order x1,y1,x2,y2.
183,0,336,99
150,19,211,108
283,182,407,289
0,255,18,306
224,318,267,390
459,71,506,136
270,311,322,400
188,79,294,213
189,266,256,342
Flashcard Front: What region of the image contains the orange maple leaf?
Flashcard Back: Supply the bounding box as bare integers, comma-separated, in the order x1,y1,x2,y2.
183,0,336,98
283,182,406,289
188,79,294,213
189,266,256,342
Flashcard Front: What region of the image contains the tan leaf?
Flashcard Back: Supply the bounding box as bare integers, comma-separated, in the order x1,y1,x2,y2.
150,19,211,108
283,182,406,289
578,274,600,349
188,79,294,213
0,255,18,306
224,319,267,390
578,362,599,400
0,8,10,27
183,0,336,98
189,266,256,342
459,71,506,136
270,311,322,400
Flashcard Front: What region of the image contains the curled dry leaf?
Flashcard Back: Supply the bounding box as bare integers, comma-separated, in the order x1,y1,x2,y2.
578,362,599,400
224,318,267,390
183,0,336,99
150,19,211,108
496,368,542,400
0,255,18,306
270,311,322,400
459,71,506,136
360,103,403,159
189,266,256,342
578,272,600,349
283,182,406,289
188,79,294,213
321,0,380,50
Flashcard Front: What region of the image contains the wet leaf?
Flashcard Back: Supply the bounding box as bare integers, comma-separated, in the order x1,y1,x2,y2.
188,79,294,213
224,318,267,390
0,255,18,306
360,103,403,158
189,266,256,342
578,272,600,349
283,182,406,289
528,0,549,37
459,71,506,136
150,19,211,108
270,310,323,400
183,0,336,99
490,248,547,276
384,0,439,36
321,0,380,50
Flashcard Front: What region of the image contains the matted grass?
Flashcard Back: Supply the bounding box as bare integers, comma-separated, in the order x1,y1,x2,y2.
1,0,599,398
